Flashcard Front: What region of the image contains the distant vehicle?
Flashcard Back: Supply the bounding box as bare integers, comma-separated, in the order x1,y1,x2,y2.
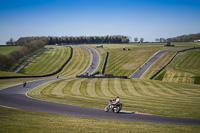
96,44,103,48
163,42,174,47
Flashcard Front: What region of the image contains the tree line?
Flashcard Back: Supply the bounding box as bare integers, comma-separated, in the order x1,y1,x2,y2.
15,35,130,46
167,33,200,42
0,39,46,71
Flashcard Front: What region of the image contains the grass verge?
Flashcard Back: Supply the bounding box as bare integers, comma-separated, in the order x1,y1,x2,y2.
0,106,200,133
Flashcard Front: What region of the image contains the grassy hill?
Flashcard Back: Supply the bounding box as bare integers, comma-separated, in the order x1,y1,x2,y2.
147,48,200,84
1,43,200,132
19,45,71,76
58,46,91,77
0,45,20,55
91,43,164,76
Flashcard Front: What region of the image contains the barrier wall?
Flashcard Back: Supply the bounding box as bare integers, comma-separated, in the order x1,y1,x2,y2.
101,52,109,74
76,74,127,79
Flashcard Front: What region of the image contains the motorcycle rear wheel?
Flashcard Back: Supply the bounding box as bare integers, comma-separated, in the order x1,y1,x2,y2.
113,106,120,113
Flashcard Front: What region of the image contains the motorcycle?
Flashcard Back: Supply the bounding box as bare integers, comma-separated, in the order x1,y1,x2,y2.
104,100,122,113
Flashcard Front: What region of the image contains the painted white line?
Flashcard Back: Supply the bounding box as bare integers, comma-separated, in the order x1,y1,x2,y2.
0,105,19,110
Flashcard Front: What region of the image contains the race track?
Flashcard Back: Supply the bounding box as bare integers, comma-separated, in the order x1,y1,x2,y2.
130,48,184,78
0,46,200,126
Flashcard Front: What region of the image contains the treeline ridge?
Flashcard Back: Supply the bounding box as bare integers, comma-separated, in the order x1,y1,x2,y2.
15,35,129,46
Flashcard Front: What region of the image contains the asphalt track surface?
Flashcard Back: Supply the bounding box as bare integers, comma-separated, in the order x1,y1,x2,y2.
129,48,185,78
0,46,200,126
79,46,100,75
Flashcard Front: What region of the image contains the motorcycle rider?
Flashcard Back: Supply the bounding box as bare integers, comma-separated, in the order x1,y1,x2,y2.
111,96,120,108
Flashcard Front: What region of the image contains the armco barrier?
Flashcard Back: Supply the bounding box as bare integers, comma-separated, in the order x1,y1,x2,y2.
101,52,109,74
149,47,200,80
0,46,73,79
76,74,127,79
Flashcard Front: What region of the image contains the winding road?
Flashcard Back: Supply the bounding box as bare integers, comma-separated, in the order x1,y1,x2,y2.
0,46,200,126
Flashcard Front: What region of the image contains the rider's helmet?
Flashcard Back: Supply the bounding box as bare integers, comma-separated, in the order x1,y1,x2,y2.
117,96,119,98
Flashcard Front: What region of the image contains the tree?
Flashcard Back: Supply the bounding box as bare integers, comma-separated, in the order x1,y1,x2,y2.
6,38,15,45
134,37,138,43
140,38,144,43
155,38,160,42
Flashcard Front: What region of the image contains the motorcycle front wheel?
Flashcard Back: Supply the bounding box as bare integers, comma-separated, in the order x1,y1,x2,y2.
104,106,109,112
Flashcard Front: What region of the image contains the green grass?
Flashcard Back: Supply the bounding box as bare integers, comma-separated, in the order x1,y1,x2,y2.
152,49,200,84
28,78,200,119
174,49,200,74
20,45,71,76
0,45,91,89
1,106,199,133
0,71,25,77
90,44,164,77
58,45,91,77
141,51,178,79
0,46,20,55
1,43,200,132
90,42,199,77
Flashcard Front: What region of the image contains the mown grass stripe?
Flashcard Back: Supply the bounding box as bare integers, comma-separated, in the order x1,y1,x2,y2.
101,78,114,97
87,78,99,97
146,81,173,96
41,82,57,96
131,79,147,96
71,78,86,96
135,80,156,96
108,79,118,96
80,80,89,97
125,79,142,96
51,79,67,95
113,78,127,96
144,81,171,96
62,79,75,95
120,79,133,96
95,79,105,97
59,46,80,76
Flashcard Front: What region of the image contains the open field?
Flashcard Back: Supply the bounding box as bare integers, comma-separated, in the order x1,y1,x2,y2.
28,78,200,119
0,46,20,55
1,107,199,133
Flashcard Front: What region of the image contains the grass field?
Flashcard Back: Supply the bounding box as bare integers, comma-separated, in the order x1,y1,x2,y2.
91,42,199,77
1,43,200,132
28,78,200,119
0,45,91,90
0,46,20,55
90,43,163,76
58,45,91,77
150,48,200,84
19,45,71,76
1,106,200,133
